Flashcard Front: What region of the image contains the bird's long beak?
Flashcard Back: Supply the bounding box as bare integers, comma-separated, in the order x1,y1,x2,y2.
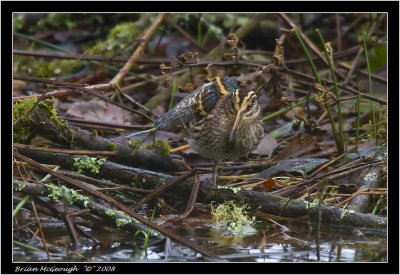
228,109,243,143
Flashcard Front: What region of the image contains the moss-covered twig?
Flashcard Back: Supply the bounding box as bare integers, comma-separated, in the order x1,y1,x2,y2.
205,185,386,231
14,179,151,235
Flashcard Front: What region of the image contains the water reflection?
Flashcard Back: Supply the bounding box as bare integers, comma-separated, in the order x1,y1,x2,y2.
13,219,387,262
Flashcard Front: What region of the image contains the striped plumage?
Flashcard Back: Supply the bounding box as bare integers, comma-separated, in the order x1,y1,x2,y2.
154,76,264,184
154,76,233,130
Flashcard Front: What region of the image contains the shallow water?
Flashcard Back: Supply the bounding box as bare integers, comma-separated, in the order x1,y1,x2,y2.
13,215,387,262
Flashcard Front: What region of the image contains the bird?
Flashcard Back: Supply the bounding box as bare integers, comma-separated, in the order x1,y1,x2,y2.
153,75,264,186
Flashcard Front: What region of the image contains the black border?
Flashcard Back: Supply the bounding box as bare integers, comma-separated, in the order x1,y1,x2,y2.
3,1,399,274
2,0,400,12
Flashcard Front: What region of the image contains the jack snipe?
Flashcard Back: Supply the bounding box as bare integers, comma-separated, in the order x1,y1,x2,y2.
154,75,264,185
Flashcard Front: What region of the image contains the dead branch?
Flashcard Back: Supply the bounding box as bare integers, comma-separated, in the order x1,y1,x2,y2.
14,151,223,261
14,179,152,235
30,105,181,172
203,185,387,231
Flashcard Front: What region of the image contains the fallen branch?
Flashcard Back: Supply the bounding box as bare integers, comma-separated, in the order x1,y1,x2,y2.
14,151,223,261
17,146,174,182
30,105,181,172
14,179,154,236
203,184,386,231
16,147,387,231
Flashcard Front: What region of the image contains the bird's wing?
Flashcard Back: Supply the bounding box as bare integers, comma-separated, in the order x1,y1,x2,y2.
154,82,214,130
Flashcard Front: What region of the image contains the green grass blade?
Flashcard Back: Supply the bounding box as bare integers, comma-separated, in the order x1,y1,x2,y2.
362,30,378,145
292,28,339,151
316,29,345,154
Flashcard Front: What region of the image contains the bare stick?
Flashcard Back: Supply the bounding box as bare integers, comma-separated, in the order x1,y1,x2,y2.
110,13,167,87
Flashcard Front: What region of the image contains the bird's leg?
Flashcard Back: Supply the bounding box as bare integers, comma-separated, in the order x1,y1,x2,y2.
212,160,220,186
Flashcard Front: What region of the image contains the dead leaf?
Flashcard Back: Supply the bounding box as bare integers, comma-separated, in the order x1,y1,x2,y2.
253,178,284,192
252,134,278,157
273,135,319,161
66,98,134,125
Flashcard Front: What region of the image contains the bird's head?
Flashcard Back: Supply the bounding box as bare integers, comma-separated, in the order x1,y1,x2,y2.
228,88,260,143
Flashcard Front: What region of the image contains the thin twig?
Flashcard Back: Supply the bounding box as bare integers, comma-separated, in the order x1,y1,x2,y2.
110,13,167,87
132,169,195,209
173,173,202,221
308,148,356,178
31,198,50,259
279,13,347,80
14,143,118,157
115,84,156,117
58,116,152,131
13,89,80,102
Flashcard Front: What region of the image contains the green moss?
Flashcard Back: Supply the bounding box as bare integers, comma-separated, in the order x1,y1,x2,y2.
105,209,135,228
128,139,143,150
73,157,106,174
109,22,140,40
363,172,378,183
211,201,256,235
86,22,141,56
13,14,25,32
49,59,81,77
14,56,82,79
217,185,242,194
13,97,37,121
15,183,26,192
376,219,386,226
47,184,89,207
90,130,98,138
340,208,355,220
39,14,76,30
13,98,68,143
109,142,118,151
128,139,171,156
40,100,66,127
13,97,38,143
13,14,76,34
105,209,116,218
143,140,171,156
39,100,72,144
116,217,134,227
303,200,318,209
